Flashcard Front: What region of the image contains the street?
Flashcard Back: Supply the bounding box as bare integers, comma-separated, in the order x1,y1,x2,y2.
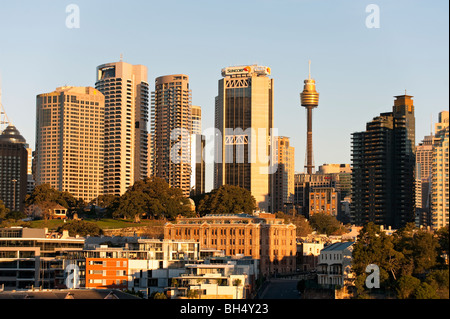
258,279,300,299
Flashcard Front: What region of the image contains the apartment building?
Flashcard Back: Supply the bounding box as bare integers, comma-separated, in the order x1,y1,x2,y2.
0,227,84,290
151,74,192,197
317,241,355,287
35,86,105,202
431,111,449,230
95,61,149,196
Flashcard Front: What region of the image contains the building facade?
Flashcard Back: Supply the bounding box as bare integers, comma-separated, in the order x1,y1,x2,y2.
35,86,105,202
0,227,84,290
317,242,355,287
309,187,339,217
164,212,296,276
95,61,149,196
351,95,416,229
151,74,192,197
191,105,205,196
0,125,28,212
214,65,274,211
431,111,449,230
271,136,295,213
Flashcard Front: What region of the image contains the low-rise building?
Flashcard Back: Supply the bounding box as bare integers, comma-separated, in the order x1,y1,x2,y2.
0,227,84,290
317,242,355,288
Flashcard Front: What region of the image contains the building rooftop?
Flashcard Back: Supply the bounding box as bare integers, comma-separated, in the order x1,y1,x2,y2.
0,125,26,144
322,241,354,252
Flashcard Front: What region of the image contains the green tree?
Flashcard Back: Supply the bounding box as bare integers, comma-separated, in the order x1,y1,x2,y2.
276,211,313,237
25,184,83,217
393,224,439,276
309,213,346,236
436,225,449,263
352,222,403,296
0,200,9,220
396,275,421,299
197,185,256,216
425,269,449,299
114,177,194,221
414,282,438,299
150,292,167,299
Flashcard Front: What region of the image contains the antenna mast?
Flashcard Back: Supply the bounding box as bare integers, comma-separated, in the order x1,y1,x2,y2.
0,84,11,133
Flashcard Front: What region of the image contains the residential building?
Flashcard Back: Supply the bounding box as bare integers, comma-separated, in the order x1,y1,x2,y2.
95,61,149,196
351,94,416,229
64,238,200,295
0,125,28,212
416,135,434,226
191,105,205,196
297,240,324,271
431,111,449,230
0,227,84,290
317,242,355,287
168,260,253,299
35,86,105,202
214,65,274,211
151,74,192,197
270,136,295,213
164,212,296,276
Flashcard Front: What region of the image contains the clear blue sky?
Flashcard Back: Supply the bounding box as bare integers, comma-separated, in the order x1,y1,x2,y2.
1,0,448,191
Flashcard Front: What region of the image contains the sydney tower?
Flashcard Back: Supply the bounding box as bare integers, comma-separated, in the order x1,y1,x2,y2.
300,61,319,175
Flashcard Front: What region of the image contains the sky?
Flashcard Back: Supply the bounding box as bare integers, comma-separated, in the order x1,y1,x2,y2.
0,0,448,192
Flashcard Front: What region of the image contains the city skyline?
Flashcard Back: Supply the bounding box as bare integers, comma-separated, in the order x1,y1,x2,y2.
0,0,448,193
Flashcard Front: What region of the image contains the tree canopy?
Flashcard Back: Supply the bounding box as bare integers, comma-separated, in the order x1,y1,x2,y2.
352,222,448,299
25,184,84,217
309,213,347,236
113,177,195,221
197,185,256,216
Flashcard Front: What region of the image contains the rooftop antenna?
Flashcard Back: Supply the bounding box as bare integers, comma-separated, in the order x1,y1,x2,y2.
120,53,123,62
308,60,311,80
1,75,11,133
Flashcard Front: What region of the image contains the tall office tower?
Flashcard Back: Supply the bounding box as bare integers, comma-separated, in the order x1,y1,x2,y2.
26,147,35,195
300,61,319,175
95,61,149,196
0,125,28,212
35,86,105,202
191,105,205,196
351,94,416,229
214,65,274,211
431,111,449,230
271,136,295,213
151,74,192,197
416,135,434,226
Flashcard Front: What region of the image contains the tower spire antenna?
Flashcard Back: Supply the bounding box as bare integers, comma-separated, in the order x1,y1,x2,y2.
308,60,311,80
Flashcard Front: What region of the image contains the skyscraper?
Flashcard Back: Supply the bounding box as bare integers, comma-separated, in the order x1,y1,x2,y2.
271,136,295,213
35,86,105,202
351,94,416,229
300,61,319,175
191,105,205,196
151,74,192,197
431,111,449,230
416,134,434,226
0,125,28,212
214,65,274,211
95,61,149,196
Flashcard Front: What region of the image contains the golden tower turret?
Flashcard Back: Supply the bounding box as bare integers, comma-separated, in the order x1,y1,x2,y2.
300,61,319,174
